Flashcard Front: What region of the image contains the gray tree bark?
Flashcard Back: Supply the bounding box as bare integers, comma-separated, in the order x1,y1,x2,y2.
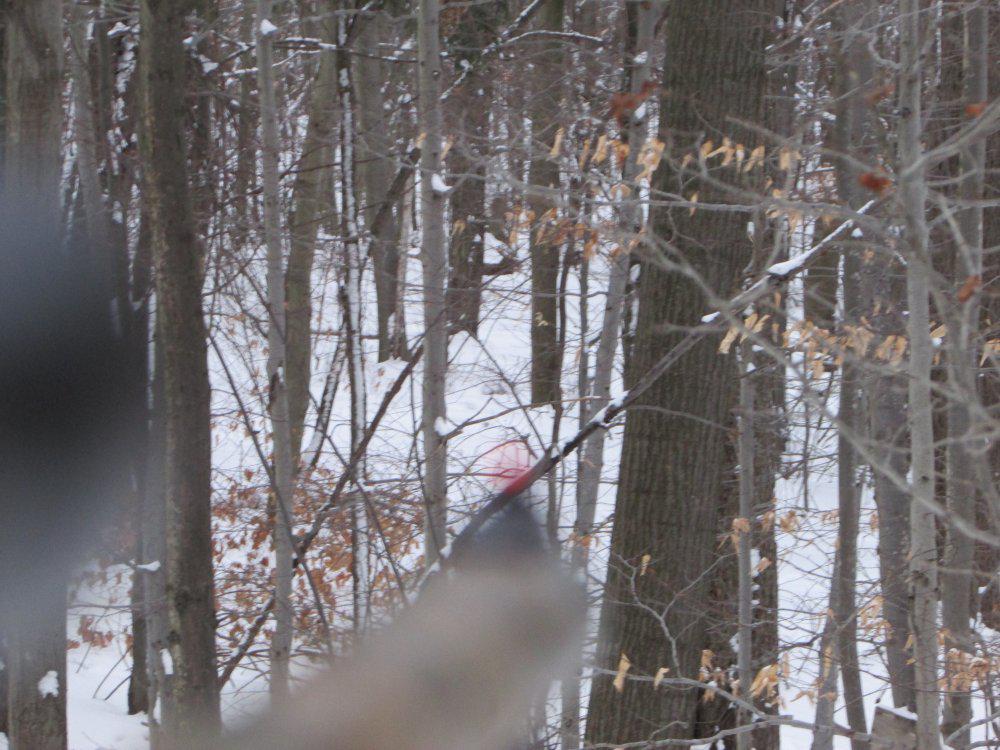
287,1,337,456
585,2,777,744
443,3,503,337
335,17,370,632
898,1,941,746
562,4,656,746
138,0,221,743
134,214,172,745
941,4,987,746
256,0,296,702
736,340,755,750
831,5,876,743
356,13,407,360
417,0,448,565
528,0,564,405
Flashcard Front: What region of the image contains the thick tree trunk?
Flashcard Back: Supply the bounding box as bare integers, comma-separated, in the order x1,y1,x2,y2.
446,83,489,336
3,3,67,747
3,0,62,209
7,588,67,750
444,3,501,337
898,2,941,746
417,0,448,565
585,3,776,744
138,1,220,744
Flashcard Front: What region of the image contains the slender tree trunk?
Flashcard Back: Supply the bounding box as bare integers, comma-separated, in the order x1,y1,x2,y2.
561,8,656,743
751,9,797,746
836,259,867,749
979,4,1000,642
829,6,875,739
130,216,166,738
736,340,755,750
335,22,370,632
898,2,941,745
257,0,296,702
69,4,104,247
585,3,777,744
138,1,220,743
287,0,337,451
941,4,987,746
528,0,564,404
145,310,170,748
810,555,842,750
232,2,256,250
417,0,448,565
864,256,915,709
356,14,406,361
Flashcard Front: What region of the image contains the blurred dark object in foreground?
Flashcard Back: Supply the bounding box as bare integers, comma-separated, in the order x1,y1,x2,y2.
213,495,583,750
0,202,136,623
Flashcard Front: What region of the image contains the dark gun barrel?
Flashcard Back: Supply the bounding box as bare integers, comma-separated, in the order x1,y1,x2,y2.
0,203,137,625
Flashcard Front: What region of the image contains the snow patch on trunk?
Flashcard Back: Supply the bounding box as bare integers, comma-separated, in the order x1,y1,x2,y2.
37,670,59,698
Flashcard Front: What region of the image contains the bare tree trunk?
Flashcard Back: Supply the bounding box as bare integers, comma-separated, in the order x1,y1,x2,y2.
445,85,489,337
836,258,867,749
561,8,656,743
528,0,564,404
866,271,916,710
3,2,66,747
69,4,104,246
356,14,407,360
979,1,1000,646
810,556,841,750
898,1,941,745
585,3,777,744
138,0,220,743
3,0,62,207
443,2,502,337
232,2,256,250
145,310,171,749
132,213,171,743
256,0,295,702
941,4,987,746
335,23,370,632
830,7,873,735
736,340,755,750
751,10,798,746
287,1,337,456
417,0,448,565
